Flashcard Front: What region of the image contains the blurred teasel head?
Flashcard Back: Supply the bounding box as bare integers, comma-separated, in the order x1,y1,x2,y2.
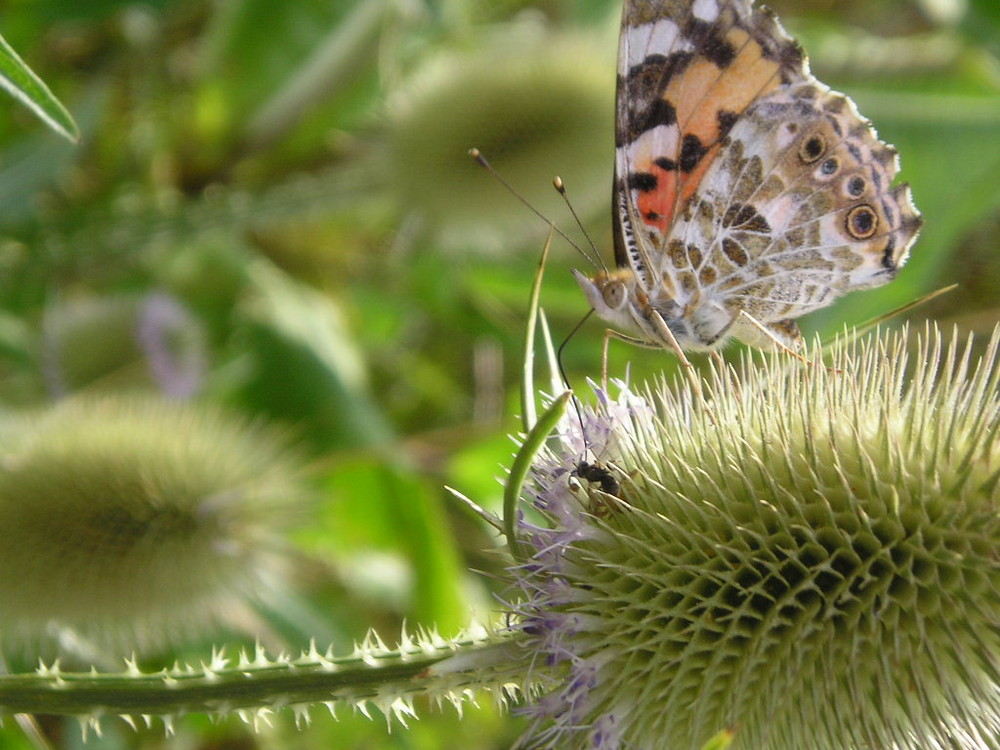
507,326,1000,750
0,395,305,655
386,17,613,252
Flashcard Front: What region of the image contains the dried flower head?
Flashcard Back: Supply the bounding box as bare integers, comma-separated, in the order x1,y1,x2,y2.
510,326,1000,749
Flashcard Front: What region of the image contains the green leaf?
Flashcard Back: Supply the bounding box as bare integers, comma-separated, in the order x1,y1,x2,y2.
0,32,79,143
237,259,393,452
311,458,470,633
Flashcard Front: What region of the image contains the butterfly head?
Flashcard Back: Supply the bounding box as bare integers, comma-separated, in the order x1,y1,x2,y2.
573,268,648,336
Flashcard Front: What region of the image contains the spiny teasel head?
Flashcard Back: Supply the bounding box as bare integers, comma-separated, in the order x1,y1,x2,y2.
0,395,305,655
509,325,1000,750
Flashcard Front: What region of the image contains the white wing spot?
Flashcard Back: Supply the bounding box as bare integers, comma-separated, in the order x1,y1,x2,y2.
691,0,719,22
624,21,687,71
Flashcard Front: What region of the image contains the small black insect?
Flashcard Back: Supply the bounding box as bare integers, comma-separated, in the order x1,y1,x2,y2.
575,461,621,497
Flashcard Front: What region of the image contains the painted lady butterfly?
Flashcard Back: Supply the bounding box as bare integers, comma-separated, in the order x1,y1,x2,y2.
574,0,922,355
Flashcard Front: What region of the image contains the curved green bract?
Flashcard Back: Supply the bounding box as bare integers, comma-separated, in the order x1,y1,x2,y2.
520,229,553,432
503,390,570,562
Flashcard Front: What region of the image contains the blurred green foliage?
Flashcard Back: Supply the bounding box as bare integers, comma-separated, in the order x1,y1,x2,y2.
0,0,997,746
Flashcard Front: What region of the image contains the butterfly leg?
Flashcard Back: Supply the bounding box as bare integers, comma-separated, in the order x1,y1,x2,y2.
602,328,612,392
603,328,652,388
643,309,707,401
735,312,817,367
605,321,716,420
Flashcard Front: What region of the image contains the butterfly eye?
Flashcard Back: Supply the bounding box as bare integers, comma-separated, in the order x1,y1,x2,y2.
602,280,627,309
846,175,867,197
798,134,826,164
846,204,878,240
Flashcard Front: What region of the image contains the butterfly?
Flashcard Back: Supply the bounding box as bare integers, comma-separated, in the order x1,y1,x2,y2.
573,0,922,358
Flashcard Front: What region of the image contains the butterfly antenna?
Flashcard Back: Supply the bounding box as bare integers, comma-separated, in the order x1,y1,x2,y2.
553,176,605,271
469,148,586,255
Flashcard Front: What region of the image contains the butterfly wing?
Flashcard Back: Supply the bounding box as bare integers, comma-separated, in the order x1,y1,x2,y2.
613,0,921,350
679,82,922,344
613,0,807,299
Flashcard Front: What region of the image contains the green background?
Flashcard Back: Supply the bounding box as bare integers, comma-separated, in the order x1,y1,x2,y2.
0,0,997,746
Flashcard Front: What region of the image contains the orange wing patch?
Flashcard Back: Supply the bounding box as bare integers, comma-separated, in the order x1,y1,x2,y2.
628,27,789,235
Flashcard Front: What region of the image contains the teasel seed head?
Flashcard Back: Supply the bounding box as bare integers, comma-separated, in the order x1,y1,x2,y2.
510,326,1000,750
